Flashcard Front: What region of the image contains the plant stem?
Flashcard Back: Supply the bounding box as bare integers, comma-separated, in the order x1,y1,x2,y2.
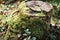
4,25,11,40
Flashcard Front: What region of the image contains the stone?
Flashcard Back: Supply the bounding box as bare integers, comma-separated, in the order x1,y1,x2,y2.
26,1,53,12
